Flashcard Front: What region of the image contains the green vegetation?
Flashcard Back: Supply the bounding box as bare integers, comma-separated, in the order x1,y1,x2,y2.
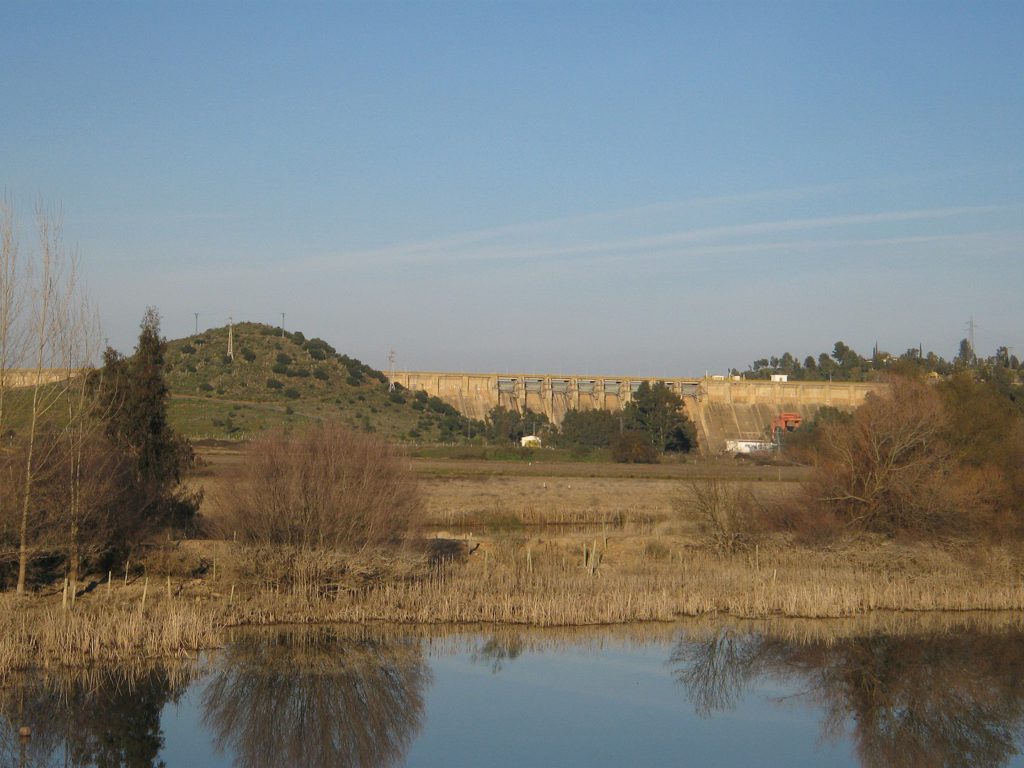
163,323,474,441
482,405,548,444
740,339,1023,383
554,382,698,461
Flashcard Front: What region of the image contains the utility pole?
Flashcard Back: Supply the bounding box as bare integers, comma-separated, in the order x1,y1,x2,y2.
227,315,234,361
194,312,199,335
281,313,286,337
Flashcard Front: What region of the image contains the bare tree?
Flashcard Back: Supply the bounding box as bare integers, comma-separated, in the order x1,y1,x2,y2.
682,478,755,555
223,422,422,552
810,378,953,535
14,203,80,594
0,199,27,582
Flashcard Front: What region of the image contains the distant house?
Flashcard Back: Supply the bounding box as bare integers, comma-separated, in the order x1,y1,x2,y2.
520,435,542,448
770,374,789,382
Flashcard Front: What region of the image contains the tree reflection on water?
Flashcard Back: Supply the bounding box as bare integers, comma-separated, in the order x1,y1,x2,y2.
0,664,190,768
672,626,1024,768
202,625,429,768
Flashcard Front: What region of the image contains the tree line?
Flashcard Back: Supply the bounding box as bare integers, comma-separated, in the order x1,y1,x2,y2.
481,381,697,461
740,338,1022,383
0,202,194,595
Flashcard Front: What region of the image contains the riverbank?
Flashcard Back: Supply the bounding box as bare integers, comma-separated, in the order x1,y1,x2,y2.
3,533,1022,676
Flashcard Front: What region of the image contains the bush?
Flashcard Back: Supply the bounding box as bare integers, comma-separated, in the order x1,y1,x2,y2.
271,363,288,375
313,367,330,381
682,478,756,555
807,379,954,536
610,431,658,463
198,382,213,392
180,344,196,355
283,388,300,399
276,352,292,365
240,346,256,362
222,423,422,549
266,378,283,390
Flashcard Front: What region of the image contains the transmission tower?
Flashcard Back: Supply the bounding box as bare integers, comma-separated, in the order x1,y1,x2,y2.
962,315,980,364
227,315,234,361
387,349,397,391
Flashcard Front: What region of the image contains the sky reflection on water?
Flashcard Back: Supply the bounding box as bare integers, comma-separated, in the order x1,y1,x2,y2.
2,617,1023,768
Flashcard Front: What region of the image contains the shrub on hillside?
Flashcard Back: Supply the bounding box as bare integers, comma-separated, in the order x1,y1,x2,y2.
266,378,283,390
283,388,300,399
222,423,422,550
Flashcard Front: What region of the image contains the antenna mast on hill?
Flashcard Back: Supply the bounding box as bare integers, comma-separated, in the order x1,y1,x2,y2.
227,315,234,361
194,312,199,335
387,349,397,391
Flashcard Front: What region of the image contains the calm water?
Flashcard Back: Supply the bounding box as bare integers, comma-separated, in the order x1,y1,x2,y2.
3,617,1024,767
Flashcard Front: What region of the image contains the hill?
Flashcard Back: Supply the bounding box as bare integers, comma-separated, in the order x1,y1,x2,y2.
165,322,470,441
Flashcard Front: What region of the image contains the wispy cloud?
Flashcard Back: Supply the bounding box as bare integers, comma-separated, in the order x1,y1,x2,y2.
312,202,1024,269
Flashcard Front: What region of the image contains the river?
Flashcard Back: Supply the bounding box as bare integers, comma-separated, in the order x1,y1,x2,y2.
3,613,1023,767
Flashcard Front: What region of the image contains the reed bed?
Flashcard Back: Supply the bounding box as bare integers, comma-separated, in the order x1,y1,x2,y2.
210,536,1024,627
0,593,217,681
2,534,1022,676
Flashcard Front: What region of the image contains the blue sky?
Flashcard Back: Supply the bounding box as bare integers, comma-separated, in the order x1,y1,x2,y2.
2,1,1021,375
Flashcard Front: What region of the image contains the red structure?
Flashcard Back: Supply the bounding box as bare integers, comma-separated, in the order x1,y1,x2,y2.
770,412,803,435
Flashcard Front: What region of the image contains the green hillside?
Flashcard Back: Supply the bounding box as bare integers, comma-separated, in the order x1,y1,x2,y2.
165,322,470,441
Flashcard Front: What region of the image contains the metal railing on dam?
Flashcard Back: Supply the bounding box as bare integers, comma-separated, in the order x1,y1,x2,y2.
387,370,885,451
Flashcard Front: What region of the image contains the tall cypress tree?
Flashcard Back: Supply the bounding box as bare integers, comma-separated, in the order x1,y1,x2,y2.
126,307,180,491
96,307,194,531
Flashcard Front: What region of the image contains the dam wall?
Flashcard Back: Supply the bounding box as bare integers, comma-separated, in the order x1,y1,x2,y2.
387,371,885,453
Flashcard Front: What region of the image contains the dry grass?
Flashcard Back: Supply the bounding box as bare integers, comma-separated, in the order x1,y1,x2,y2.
0,589,217,683
1,534,1021,676
3,451,1020,676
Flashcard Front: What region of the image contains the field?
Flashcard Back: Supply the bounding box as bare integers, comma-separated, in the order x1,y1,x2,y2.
4,444,1022,674
190,445,1024,624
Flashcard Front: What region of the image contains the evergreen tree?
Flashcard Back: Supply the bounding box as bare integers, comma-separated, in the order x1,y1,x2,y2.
95,307,195,532
624,381,697,453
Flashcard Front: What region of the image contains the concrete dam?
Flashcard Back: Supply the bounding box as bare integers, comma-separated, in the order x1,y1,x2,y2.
386,371,885,454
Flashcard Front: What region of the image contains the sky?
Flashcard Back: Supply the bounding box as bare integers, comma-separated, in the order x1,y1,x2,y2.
2,1,1022,376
